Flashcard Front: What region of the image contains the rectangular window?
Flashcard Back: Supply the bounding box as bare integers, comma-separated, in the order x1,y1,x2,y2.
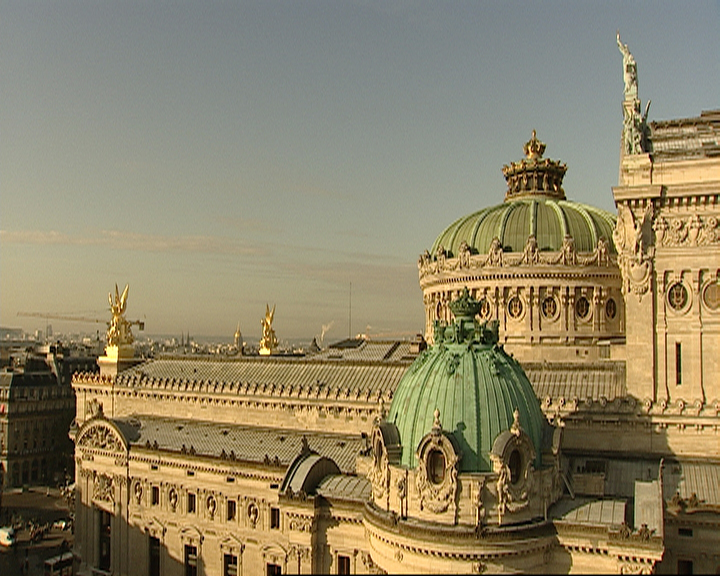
676,342,682,385
583,460,606,474
678,527,693,537
98,509,112,572
187,493,196,514
266,563,282,576
270,507,280,529
224,553,238,576
149,536,161,576
337,554,351,575
677,559,693,575
184,545,198,576
227,499,237,522
152,486,160,506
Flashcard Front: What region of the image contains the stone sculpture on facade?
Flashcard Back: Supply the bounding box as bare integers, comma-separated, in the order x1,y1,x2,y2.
614,203,655,299
617,32,650,155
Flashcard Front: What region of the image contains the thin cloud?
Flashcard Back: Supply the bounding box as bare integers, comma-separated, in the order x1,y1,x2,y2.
1,229,265,257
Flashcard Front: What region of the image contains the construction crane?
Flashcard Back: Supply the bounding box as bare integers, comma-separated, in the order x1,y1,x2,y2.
17,312,145,331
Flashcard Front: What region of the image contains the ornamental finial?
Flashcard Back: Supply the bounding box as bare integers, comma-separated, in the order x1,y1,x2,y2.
523,130,546,160
433,408,442,432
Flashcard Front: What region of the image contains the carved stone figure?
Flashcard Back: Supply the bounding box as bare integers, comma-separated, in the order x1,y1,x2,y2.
617,32,637,99
486,237,504,267
520,235,539,265
614,204,654,298
458,241,471,269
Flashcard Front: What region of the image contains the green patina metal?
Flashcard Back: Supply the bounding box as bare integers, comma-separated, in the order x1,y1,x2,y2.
387,288,546,473
429,133,616,258
430,197,616,257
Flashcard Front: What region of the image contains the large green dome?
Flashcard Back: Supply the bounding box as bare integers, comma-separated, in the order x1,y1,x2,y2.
430,131,616,257
387,290,546,473
431,198,617,256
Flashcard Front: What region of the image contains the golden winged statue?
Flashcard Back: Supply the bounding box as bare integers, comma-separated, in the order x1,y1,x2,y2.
107,284,134,346
259,304,278,355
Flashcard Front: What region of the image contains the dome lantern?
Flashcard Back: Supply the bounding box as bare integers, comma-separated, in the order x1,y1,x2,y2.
502,130,568,202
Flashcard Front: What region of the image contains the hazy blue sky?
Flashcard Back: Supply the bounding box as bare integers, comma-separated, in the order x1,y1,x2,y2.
2,1,719,343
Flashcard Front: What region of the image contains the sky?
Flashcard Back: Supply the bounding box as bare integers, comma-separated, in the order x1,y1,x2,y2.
1,1,719,344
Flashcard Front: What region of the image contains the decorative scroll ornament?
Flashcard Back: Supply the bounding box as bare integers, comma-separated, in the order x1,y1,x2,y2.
93,472,115,505
415,409,460,514
613,204,654,299
654,214,720,247
78,422,125,453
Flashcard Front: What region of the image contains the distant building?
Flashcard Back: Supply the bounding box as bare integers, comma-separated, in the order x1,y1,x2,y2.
69,43,719,575
1,344,97,488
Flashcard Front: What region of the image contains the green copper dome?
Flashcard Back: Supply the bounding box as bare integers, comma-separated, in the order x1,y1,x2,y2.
387,289,545,473
431,198,617,256
430,131,616,257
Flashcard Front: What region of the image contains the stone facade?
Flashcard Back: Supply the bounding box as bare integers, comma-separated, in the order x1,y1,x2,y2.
69,44,719,575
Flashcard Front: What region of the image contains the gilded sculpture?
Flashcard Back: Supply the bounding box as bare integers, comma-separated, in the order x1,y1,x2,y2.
259,304,278,355
107,283,134,347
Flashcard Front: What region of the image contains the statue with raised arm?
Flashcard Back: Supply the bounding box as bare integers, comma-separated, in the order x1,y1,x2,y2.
259,304,278,355
617,32,638,99
107,283,134,346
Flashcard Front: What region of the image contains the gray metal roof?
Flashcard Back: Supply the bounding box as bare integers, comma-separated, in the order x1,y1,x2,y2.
553,497,627,527
311,340,416,363
316,474,371,503
116,355,410,402
662,460,720,506
523,361,626,401
649,109,720,160
115,415,366,473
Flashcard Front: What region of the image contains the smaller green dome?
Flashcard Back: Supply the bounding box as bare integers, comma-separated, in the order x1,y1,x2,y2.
387,289,545,473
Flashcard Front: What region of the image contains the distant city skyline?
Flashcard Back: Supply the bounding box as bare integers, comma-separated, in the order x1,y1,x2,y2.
2,1,719,340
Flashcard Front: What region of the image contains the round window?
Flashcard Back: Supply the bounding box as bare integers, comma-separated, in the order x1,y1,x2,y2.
668,283,688,311
703,282,720,311
575,296,591,319
508,449,522,485
507,296,523,319
605,298,617,319
428,449,446,484
541,296,557,319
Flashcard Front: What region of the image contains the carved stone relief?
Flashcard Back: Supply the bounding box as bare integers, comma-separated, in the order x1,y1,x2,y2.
654,214,720,247
613,203,654,299
77,422,124,453
93,472,115,505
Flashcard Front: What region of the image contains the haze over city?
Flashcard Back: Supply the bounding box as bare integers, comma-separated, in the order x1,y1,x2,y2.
2,1,719,341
